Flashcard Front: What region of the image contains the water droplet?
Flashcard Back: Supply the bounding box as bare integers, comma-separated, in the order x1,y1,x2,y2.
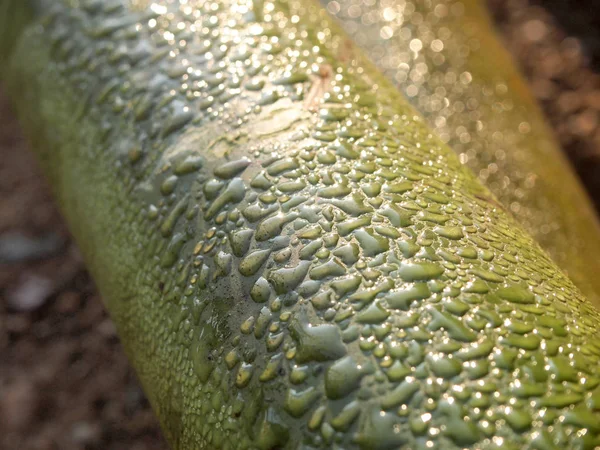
214,157,251,179
385,283,431,310
239,249,271,276
354,228,389,257
268,261,311,294
289,312,346,363
496,285,534,304
205,178,246,220
398,263,444,282
250,277,271,303
284,387,320,418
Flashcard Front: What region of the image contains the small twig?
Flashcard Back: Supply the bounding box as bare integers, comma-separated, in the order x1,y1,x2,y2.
304,64,334,112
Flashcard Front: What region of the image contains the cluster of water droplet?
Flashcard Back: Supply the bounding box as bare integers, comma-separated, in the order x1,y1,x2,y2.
320,0,600,306
30,0,600,448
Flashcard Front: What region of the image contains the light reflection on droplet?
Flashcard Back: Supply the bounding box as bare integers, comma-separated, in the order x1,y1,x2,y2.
409,38,422,53
380,26,393,40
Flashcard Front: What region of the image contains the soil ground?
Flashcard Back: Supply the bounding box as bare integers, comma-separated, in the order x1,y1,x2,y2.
1,1,599,449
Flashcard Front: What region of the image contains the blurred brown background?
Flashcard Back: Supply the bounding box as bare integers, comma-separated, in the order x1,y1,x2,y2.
1,1,600,449
489,0,600,211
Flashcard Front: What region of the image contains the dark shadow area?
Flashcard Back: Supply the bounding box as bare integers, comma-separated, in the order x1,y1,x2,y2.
535,0,600,71
489,0,600,211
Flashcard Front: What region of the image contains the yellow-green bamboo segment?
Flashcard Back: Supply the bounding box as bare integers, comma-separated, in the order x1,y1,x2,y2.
2,0,600,449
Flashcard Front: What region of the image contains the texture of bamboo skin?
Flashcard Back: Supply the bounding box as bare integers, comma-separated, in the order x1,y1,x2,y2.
2,1,600,449
322,0,600,307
